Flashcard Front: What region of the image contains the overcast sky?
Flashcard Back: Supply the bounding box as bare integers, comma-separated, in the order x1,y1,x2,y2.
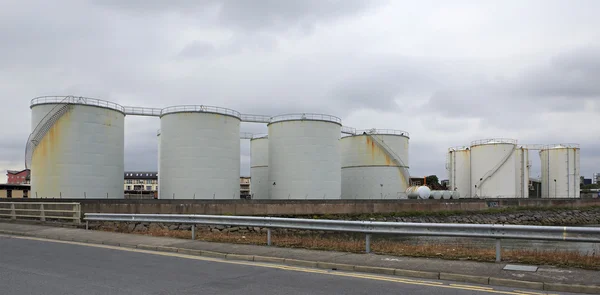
1,0,599,182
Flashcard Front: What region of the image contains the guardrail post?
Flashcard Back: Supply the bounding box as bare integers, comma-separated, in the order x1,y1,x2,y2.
495,239,502,262
10,203,16,220
365,234,372,253
86,220,89,230
40,204,46,222
267,228,272,246
73,204,81,225
191,224,196,240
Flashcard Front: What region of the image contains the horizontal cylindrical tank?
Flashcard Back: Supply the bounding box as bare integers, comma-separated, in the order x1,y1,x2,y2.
268,114,341,199
159,106,241,199
341,129,410,200
250,135,269,199
406,186,431,199
540,144,580,198
470,139,529,198
30,97,125,199
447,146,470,198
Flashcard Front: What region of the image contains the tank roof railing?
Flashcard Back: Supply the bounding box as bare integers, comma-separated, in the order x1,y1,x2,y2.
269,113,342,125
448,146,470,151
470,138,518,146
341,126,357,135
160,105,241,119
356,128,410,138
540,143,581,150
31,96,126,113
239,132,254,139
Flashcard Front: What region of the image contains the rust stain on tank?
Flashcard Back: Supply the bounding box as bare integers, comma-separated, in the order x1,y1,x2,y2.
31,108,72,196
364,135,393,166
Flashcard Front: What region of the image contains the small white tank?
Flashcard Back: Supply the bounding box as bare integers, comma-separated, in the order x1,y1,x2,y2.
250,135,269,199
430,191,443,199
447,146,471,198
540,144,580,198
406,186,431,199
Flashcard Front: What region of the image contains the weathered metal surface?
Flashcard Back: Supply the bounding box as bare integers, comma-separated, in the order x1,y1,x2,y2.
268,119,341,199
540,145,581,198
30,103,125,199
470,139,529,198
340,133,410,199
159,111,241,199
447,147,471,198
250,137,269,199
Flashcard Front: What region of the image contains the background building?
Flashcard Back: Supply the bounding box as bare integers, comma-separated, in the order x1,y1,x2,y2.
6,169,30,184
240,177,250,199
594,173,600,185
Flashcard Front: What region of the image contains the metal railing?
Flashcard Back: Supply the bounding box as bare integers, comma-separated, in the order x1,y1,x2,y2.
470,138,518,147
239,132,254,139
357,129,410,138
341,126,357,135
83,213,600,262
269,113,342,125
1,202,81,224
160,105,242,119
240,114,271,123
31,96,125,113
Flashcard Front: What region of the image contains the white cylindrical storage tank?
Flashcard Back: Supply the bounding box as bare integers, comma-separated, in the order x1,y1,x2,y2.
157,129,161,199
159,105,241,199
268,113,341,199
447,146,471,198
340,129,410,199
540,144,580,198
29,96,125,199
250,135,269,199
470,139,529,198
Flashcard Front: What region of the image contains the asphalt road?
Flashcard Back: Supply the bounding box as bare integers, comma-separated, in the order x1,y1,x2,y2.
0,235,575,295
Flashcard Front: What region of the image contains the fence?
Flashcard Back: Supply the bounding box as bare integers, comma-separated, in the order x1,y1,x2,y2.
84,213,600,262
0,202,81,224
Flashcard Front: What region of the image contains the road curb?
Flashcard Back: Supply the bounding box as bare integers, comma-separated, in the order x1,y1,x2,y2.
1,229,599,294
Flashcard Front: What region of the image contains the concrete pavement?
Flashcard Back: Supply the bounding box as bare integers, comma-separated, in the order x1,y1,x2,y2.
0,222,598,294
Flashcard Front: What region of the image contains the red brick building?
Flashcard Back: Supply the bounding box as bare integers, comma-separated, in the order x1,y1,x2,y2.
6,169,30,184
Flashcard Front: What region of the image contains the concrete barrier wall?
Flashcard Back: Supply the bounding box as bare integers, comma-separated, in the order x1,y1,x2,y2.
7,198,600,216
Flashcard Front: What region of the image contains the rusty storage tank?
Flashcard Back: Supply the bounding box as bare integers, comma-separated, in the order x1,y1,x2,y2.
447,146,470,198
470,139,529,198
540,144,580,198
157,129,161,199
268,113,341,199
28,96,125,199
250,135,269,199
340,129,410,199
159,105,241,199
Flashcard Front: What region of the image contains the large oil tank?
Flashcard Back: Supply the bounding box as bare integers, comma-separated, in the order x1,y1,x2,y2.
268,114,341,199
470,139,529,198
159,105,241,199
447,146,471,198
540,144,580,198
250,135,269,199
29,96,125,199
340,129,410,199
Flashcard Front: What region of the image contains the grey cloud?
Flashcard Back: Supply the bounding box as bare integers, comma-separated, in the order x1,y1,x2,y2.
178,34,277,59
94,0,384,32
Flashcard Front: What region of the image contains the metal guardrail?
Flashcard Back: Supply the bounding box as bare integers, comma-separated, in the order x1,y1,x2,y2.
240,114,271,123
83,213,600,262
1,202,81,224
470,138,518,146
357,128,410,138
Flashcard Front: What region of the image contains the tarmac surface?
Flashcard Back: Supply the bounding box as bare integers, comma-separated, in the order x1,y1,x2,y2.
0,222,597,294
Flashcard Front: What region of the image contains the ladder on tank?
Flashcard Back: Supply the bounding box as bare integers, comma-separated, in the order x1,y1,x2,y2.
24,96,76,169
473,145,516,197
366,131,411,187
